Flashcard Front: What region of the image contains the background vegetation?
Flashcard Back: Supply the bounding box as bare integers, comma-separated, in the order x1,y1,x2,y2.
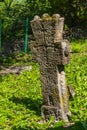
0,0,87,42
0,0,87,129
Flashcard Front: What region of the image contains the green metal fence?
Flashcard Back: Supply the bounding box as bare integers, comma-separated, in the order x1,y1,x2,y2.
24,17,29,54
0,20,2,52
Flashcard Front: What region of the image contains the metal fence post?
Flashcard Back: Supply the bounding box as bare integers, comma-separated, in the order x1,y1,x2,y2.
0,20,2,52
24,17,29,54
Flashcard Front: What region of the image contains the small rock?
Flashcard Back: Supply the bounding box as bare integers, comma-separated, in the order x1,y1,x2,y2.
0,65,32,76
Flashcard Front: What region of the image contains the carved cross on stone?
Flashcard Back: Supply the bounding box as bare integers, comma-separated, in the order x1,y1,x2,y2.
30,14,71,122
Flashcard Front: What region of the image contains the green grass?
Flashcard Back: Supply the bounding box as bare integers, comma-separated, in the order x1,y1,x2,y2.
71,40,87,53
0,40,87,129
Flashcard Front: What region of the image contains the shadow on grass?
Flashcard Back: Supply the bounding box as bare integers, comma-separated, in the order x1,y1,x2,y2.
46,122,87,130
0,75,3,82
11,96,42,116
11,96,87,130
12,121,87,130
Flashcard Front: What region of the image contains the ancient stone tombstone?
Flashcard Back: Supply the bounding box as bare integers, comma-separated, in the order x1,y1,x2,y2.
30,14,71,122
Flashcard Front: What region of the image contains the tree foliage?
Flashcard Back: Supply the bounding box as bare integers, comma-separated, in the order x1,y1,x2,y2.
0,0,87,41
0,0,27,41
47,0,87,26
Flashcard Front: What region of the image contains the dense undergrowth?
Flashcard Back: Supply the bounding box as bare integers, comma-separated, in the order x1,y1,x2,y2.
0,40,87,130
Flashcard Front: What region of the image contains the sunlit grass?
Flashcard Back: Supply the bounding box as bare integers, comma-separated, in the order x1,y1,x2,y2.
0,40,87,129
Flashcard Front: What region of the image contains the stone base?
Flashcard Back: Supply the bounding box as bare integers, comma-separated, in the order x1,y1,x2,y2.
41,105,61,121
41,105,71,121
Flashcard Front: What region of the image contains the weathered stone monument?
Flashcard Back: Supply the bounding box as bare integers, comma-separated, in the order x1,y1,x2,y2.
30,14,71,121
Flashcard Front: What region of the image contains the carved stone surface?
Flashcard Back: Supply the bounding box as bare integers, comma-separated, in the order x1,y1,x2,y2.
30,14,71,121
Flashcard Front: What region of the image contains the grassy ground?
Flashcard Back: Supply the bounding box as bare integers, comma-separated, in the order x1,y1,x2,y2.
0,40,87,130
